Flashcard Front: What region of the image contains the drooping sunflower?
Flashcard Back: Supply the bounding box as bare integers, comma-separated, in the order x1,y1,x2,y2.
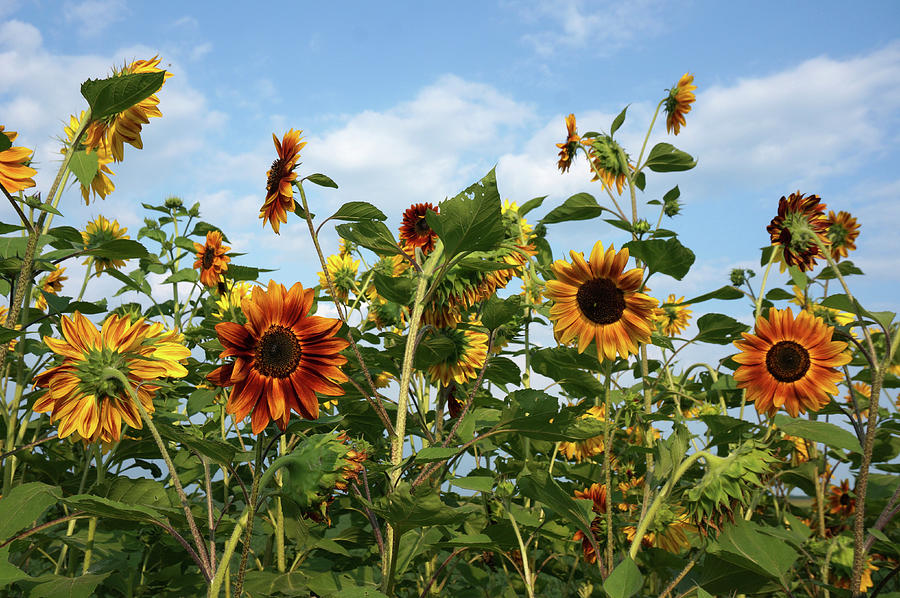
33,312,189,443
318,253,360,302
213,281,257,320
0,126,37,193
193,230,231,288
624,509,692,553
585,135,631,195
766,192,830,272
845,382,871,418
824,210,860,261
545,240,657,362
207,280,349,434
665,73,697,135
35,267,68,311
555,113,581,173
82,215,129,276
733,307,850,417
398,202,439,255
559,405,606,462
260,129,307,234
827,479,855,517
654,294,692,337
782,433,810,466
427,326,489,387
83,56,171,162
64,112,116,204
573,484,607,563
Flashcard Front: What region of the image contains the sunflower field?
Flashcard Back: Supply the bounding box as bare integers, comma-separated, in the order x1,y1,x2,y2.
0,60,898,598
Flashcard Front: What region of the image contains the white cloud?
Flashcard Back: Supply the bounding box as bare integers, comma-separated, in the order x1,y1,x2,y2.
63,0,127,37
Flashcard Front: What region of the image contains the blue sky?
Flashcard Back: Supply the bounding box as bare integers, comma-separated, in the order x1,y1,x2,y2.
1,0,899,367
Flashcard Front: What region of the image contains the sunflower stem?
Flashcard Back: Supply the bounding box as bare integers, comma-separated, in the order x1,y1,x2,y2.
76,258,93,302
506,499,536,598
275,435,286,572
635,100,665,172
102,368,212,582
208,509,249,598
233,441,263,597
601,361,614,569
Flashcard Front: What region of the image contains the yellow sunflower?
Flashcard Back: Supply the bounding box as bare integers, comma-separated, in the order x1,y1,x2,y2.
33,312,189,443
0,306,20,350
845,382,871,418
654,294,692,337
585,135,631,195
665,73,697,135
824,210,860,261
35,267,67,311
213,281,257,320
559,405,606,462
82,215,129,276
834,557,878,593
260,129,306,234
782,433,810,466
555,113,580,173
733,307,850,417
545,240,657,362
193,230,231,288
207,280,349,434
767,192,830,272
624,510,692,553
789,285,854,327
427,326,489,386
83,56,171,162
63,112,116,204
318,253,360,302
0,126,37,193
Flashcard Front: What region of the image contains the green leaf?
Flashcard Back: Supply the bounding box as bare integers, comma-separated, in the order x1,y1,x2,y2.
104,268,145,293
0,326,20,344
624,238,695,280
47,226,84,245
334,587,390,598
634,171,646,191
694,313,749,344
242,571,309,596
604,557,644,598
63,494,165,522
173,236,198,252
328,201,386,222
816,260,864,280
765,288,795,301
413,334,456,368
68,150,99,189
162,267,199,284
305,173,338,188
369,483,461,535
426,168,504,258
788,265,808,290
682,285,744,305
414,446,459,463
0,482,61,542
450,476,494,492
610,105,628,136
484,356,521,386
662,185,680,203
645,142,696,172
28,573,112,598
539,192,607,225
518,196,546,216
105,477,170,508
772,415,862,454
155,422,237,465
372,272,413,304
88,239,149,260
264,433,349,509
32,201,62,216
0,546,29,585
517,469,594,537
228,265,272,282
481,295,521,330
713,519,799,586
0,133,10,152
335,221,401,257
81,71,166,120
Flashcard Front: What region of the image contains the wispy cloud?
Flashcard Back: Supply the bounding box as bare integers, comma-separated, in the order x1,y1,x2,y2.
63,0,127,37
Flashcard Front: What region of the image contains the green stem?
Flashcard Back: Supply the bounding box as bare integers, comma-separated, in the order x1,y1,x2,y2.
754,248,778,320
507,503,535,598
635,100,665,172
76,258,94,301
275,435,286,573
233,442,263,597
208,510,249,598
81,517,97,574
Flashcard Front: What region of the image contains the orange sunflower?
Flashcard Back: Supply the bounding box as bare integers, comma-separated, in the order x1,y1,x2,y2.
574,483,608,514
654,294,692,337
556,113,580,173
35,267,67,311
824,210,860,261
398,202,439,255
193,230,231,288
845,381,871,418
33,312,189,443
733,307,850,417
0,126,37,193
83,56,171,162
82,215,129,276
260,129,306,234
573,484,607,564
665,73,697,135
827,479,855,517
207,280,349,434
766,192,830,272
545,240,657,362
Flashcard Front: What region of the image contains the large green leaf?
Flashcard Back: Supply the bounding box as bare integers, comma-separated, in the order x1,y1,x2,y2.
81,71,166,120
370,483,461,535
373,272,413,304
713,519,799,586
604,557,644,598
162,267,199,284
27,573,112,598
481,295,522,330
645,142,696,172
773,415,862,454
518,195,546,216
539,192,607,225
610,105,628,136
694,313,750,344
0,546,30,585
682,285,744,305
414,446,459,463
242,571,309,596
327,201,386,222
154,422,237,465
68,150,99,189
88,239,149,260
0,482,61,543
62,494,166,522
335,221,401,257
426,168,504,258
517,469,594,538
624,238,695,280
304,173,338,189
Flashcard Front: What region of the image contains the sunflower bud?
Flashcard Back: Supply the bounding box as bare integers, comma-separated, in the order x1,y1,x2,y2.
663,194,682,217
164,196,183,209
633,219,651,235
729,268,754,286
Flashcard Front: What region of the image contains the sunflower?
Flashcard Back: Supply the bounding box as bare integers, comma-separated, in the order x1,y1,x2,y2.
574,483,608,514
733,307,850,417
834,556,878,592
545,240,657,362
82,215,129,276
83,56,171,162
0,306,19,350
559,405,606,462
624,510,692,553
35,267,67,311
555,113,581,173
766,192,830,272
427,326,489,386
845,381,871,418
789,285,854,327
585,135,631,195
573,484,607,564
33,312,189,443
334,432,369,492
207,280,349,434
0,126,37,193
63,112,116,204
193,230,231,288
654,294,692,337
398,202,439,255
827,479,855,517
213,281,257,320
665,73,697,135
260,129,306,234
824,210,860,261
782,434,810,466
318,253,360,302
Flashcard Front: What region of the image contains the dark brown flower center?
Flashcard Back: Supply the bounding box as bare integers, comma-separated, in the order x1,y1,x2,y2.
202,249,215,270
266,158,286,197
576,278,625,325
255,325,301,378
839,492,851,506
414,217,431,237
765,340,810,383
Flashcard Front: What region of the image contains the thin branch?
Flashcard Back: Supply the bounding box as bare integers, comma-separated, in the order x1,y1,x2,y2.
351,482,384,557
0,433,57,462
418,548,467,598
0,182,35,235
0,512,90,549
